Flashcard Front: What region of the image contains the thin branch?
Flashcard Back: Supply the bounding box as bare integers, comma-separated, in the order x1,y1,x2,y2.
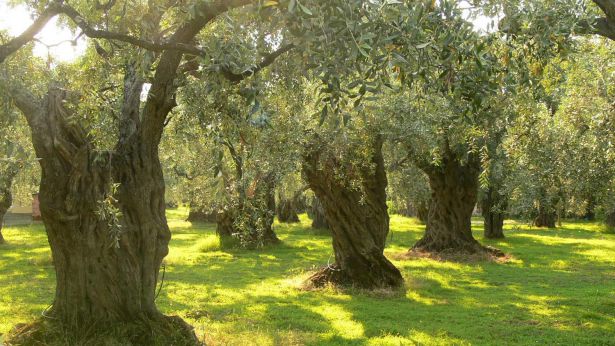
0,2,63,63
219,43,295,83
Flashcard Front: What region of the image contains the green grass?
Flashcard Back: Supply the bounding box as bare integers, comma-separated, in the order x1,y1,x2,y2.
1,211,615,345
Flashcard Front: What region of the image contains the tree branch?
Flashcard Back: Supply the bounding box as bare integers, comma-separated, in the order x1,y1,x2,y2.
0,2,63,63
220,43,295,83
592,0,615,19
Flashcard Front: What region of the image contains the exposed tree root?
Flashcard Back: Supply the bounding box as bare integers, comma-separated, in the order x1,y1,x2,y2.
305,262,404,291
5,314,199,346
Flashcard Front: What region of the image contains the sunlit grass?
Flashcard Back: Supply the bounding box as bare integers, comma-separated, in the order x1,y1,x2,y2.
1,210,614,345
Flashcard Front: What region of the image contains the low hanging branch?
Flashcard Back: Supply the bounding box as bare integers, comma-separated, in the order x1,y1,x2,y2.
0,0,258,63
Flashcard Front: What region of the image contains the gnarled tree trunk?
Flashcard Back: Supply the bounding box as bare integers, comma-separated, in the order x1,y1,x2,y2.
412,150,501,256
481,186,507,239
216,174,279,247
7,72,196,344
534,202,556,228
309,197,329,230
277,193,300,223
303,136,403,289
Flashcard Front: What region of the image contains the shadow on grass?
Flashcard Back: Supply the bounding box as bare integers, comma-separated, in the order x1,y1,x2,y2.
1,212,614,345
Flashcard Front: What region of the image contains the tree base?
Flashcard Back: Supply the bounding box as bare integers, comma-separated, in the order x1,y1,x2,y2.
306,263,404,290
5,314,199,346
412,236,505,258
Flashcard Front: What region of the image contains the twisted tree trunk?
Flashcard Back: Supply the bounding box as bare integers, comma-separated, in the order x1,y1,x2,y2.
309,197,329,230
277,194,300,223
6,68,197,344
481,186,507,239
303,136,403,289
412,150,501,256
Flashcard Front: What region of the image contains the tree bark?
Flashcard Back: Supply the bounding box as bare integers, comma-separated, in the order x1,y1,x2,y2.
6,75,196,343
277,195,300,223
481,187,507,239
412,150,502,256
534,202,556,228
303,136,403,289
416,200,430,224
0,162,20,245
216,174,279,247
309,197,329,229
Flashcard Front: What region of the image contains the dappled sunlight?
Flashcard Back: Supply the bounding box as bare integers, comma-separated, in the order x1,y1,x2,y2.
1,213,615,344
310,304,365,340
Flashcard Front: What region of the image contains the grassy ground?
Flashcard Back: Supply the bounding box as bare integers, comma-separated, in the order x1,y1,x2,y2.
1,210,614,345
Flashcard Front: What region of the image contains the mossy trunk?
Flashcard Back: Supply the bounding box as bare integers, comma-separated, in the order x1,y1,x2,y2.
303,136,403,289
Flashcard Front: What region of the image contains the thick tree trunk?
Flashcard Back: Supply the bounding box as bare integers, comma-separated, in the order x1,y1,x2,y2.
216,175,279,247
481,187,507,239
309,197,329,230
534,203,556,228
416,200,430,224
412,152,502,256
303,136,403,289
277,196,300,223
216,208,235,238
7,85,196,344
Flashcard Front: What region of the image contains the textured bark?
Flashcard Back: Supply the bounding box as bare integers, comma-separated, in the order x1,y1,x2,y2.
412,150,501,256
303,136,403,289
6,73,196,343
28,88,185,329
309,197,329,230
481,187,507,239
